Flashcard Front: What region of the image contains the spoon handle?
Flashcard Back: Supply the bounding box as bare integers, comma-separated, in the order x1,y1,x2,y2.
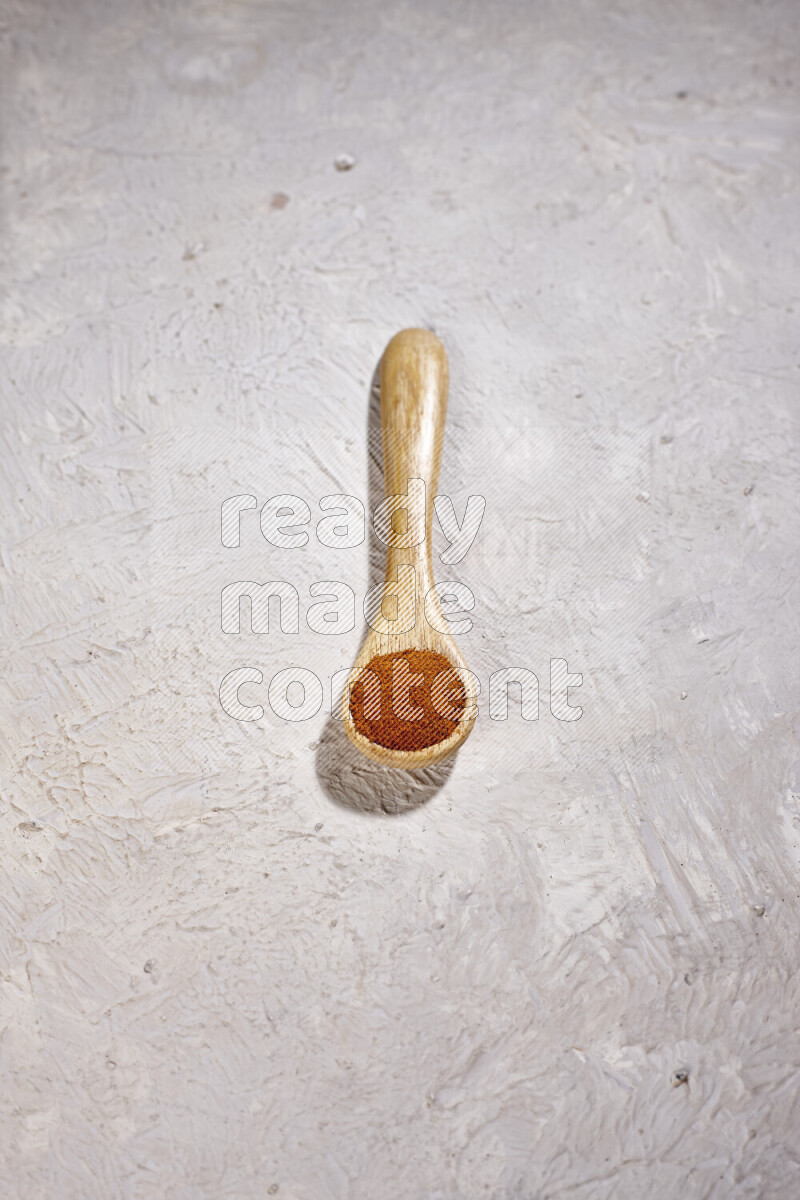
380,329,449,582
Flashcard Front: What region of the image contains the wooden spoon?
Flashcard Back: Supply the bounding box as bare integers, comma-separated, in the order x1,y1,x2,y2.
341,328,478,769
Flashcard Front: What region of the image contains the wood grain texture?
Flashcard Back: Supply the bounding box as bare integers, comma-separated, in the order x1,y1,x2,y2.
342,329,477,767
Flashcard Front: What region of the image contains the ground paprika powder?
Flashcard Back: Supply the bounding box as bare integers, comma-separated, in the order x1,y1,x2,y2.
349,648,466,751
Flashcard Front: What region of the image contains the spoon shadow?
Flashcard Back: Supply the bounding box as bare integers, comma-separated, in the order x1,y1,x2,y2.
314,354,455,815
315,711,457,815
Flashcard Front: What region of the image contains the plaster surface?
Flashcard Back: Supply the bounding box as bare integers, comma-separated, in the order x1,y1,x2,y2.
1,1,798,1197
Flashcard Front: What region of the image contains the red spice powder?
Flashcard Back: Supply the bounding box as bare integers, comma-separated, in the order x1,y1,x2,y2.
349,648,466,751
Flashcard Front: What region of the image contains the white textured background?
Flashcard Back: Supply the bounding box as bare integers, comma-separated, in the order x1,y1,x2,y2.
1,1,799,1197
